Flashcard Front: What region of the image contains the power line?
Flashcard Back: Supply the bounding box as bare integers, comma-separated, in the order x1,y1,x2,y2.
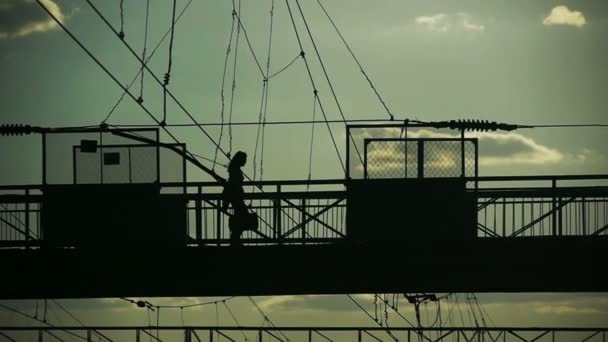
107,118,394,127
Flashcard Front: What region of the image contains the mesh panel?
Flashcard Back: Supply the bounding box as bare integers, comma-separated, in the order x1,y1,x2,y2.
365,139,477,179
75,145,158,184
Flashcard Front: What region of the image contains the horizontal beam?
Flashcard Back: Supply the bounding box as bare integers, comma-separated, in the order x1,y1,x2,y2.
0,326,606,332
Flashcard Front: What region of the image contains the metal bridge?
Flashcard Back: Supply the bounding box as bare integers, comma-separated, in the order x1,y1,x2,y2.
0,125,607,298
0,325,607,342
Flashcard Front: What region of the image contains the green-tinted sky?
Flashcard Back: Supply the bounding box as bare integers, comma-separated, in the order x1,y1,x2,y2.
1,0,608,331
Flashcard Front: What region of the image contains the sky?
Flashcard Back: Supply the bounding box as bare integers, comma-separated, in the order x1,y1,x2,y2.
1,0,608,334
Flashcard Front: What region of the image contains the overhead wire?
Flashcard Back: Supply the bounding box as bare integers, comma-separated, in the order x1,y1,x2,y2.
248,297,290,342
162,0,179,125
283,0,345,172
101,0,194,125
0,303,85,341
315,0,394,121
138,0,151,103
83,0,232,165
228,0,242,157
108,118,394,127
37,0,224,181
51,300,112,342
212,3,237,170
292,0,365,167
253,0,275,185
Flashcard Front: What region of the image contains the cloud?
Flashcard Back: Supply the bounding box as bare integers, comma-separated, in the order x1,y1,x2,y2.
415,14,450,32
415,13,485,33
543,6,586,28
0,0,64,39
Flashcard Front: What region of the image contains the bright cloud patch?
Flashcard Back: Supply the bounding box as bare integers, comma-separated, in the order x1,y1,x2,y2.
543,5,586,28
415,13,485,33
0,0,64,39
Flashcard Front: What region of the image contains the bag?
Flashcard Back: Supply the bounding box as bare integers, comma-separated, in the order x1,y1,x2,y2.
229,212,259,232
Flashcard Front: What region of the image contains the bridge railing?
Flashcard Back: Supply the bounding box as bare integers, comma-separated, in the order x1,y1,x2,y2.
1,175,607,248
475,175,608,238
0,326,606,342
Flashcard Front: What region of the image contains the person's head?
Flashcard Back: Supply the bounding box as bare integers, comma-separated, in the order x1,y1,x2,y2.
230,151,247,169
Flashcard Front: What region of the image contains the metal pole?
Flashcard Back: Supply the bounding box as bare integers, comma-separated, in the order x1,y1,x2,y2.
136,329,140,342
25,189,30,248
275,185,282,242
364,140,368,179
259,330,263,342
216,200,222,246
358,330,362,342
346,126,350,180
100,131,104,184
552,179,557,236
87,330,92,342
128,147,132,183
309,329,313,342
301,199,306,243
72,145,77,184
195,186,202,243
460,129,465,177
417,140,424,179
42,132,47,186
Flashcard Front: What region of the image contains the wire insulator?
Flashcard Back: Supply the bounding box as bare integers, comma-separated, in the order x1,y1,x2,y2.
0,124,34,136
429,119,519,132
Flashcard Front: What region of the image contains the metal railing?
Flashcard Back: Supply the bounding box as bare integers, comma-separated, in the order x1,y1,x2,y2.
0,326,606,342
1,175,607,248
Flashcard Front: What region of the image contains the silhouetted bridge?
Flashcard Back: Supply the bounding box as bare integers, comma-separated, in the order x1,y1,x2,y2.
1,175,607,298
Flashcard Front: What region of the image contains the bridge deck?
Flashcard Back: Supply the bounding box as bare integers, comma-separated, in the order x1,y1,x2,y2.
1,175,607,298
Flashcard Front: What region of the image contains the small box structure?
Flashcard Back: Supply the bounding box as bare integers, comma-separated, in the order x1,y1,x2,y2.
345,125,478,241
40,127,187,248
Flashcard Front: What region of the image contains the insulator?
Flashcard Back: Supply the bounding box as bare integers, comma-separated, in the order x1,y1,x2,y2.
0,124,34,136
444,119,519,132
163,73,171,86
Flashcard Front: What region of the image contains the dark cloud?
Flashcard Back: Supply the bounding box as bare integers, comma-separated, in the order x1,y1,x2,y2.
0,0,64,39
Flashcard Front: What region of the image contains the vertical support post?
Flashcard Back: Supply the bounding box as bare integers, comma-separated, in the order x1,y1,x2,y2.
363,139,368,179
182,143,187,194
460,129,466,178
38,330,43,342
358,330,362,342
42,132,47,186
417,140,424,179
502,197,506,237
582,199,587,235
155,129,160,184
99,131,104,184
87,330,92,342
136,329,140,342
558,196,563,236
72,146,77,184
309,330,313,342
301,199,306,243
216,200,222,246
552,179,557,236
259,330,263,342
345,126,350,180
274,185,282,242
408,330,411,342
195,186,202,243
128,147,132,183
25,189,30,248
209,329,214,342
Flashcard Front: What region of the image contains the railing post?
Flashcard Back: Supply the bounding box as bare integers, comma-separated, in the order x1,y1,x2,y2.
38,330,43,342
259,330,263,342
87,330,92,342
195,186,202,243
25,188,30,248
582,199,587,235
301,199,306,243
216,199,222,246
552,179,557,236
209,329,214,342
358,330,362,342
274,185,282,242
417,140,424,179
558,196,563,236
309,329,313,342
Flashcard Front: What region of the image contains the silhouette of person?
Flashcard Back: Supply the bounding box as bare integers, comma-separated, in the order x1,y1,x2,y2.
223,151,248,246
